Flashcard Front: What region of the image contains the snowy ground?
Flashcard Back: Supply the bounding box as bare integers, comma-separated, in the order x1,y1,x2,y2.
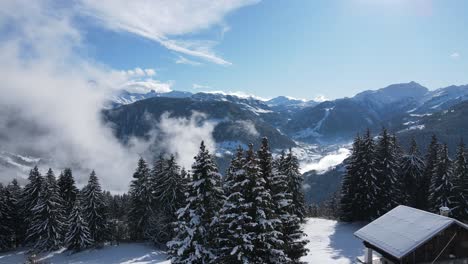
0,243,170,264
0,218,364,264
301,218,365,264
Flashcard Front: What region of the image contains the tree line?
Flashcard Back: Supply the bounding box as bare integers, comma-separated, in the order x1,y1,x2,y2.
0,168,109,253
0,137,310,263
339,128,468,222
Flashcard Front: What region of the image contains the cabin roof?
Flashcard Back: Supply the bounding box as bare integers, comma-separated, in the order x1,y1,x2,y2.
354,205,468,259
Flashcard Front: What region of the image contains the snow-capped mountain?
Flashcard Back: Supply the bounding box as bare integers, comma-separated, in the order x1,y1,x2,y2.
111,89,193,106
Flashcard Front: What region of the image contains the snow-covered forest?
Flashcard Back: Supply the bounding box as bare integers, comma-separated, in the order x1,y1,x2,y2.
0,138,312,263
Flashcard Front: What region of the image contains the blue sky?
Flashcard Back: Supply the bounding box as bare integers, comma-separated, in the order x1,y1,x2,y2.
6,0,468,100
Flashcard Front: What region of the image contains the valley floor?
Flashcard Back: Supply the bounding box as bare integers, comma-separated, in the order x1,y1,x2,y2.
0,218,364,264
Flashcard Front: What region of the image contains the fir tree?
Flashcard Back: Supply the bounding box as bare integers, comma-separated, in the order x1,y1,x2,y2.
81,170,108,244
245,143,285,263
0,184,13,250
58,168,78,218
451,140,468,221
354,129,380,221
274,151,308,263
128,157,152,240
65,200,93,252
340,134,362,221
422,135,439,211
399,138,425,208
5,179,25,247
22,166,43,224
429,144,454,213
148,155,186,245
27,168,65,252
374,128,400,213
282,149,307,222
168,141,224,264
216,146,256,263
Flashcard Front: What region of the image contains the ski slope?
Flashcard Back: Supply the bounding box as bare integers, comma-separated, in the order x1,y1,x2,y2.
0,218,364,264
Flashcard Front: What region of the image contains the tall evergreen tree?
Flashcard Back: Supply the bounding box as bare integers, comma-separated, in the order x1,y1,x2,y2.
354,129,380,221
128,157,152,240
0,184,13,250
374,128,400,213
422,135,439,211
5,179,24,247
22,166,43,223
168,141,224,264
216,146,255,263
81,170,108,244
245,143,286,263
340,134,362,221
429,144,454,213
451,140,468,221
282,148,307,222
65,200,93,252
149,155,186,245
27,168,65,252
274,151,308,263
399,138,426,208
58,168,78,218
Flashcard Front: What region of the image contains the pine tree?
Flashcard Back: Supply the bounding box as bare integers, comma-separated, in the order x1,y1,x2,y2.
340,134,362,221
429,144,454,213
81,170,108,244
27,168,65,252
274,151,308,263
216,146,256,263
65,200,93,252
168,141,224,264
22,166,43,220
128,157,152,241
58,168,78,218
451,140,468,221
282,149,307,222
0,184,13,250
245,143,284,263
399,138,425,208
374,128,400,213
4,180,24,248
422,135,439,211
148,155,187,245
354,129,380,221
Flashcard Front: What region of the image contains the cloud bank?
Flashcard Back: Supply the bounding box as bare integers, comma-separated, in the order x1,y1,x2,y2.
300,148,350,174
0,0,218,191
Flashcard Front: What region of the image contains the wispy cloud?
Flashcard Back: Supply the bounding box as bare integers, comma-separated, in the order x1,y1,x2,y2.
176,55,203,66
193,83,211,89
450,52,460,59
77,0,259,65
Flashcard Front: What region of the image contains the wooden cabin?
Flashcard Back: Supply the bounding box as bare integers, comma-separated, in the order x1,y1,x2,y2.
354,205,468,264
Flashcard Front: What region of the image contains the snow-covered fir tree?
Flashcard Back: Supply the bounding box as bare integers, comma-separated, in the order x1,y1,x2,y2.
340,134,362,222
65,200,94,252
429,144,454,213
81,170,108,244
374,128,400,213
422,135,439,211
168,141,224,264
5,179,24,247
0,184,13,250
281,148,307,222
216,146,255,263
245,143,285,263
27,168,65,252
22,166,43,224
128,157,152,240
58,168,78,218
451,140,468,221
274,151,308,263
148,155,186,245
399,138,426,208
354,129,380,221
